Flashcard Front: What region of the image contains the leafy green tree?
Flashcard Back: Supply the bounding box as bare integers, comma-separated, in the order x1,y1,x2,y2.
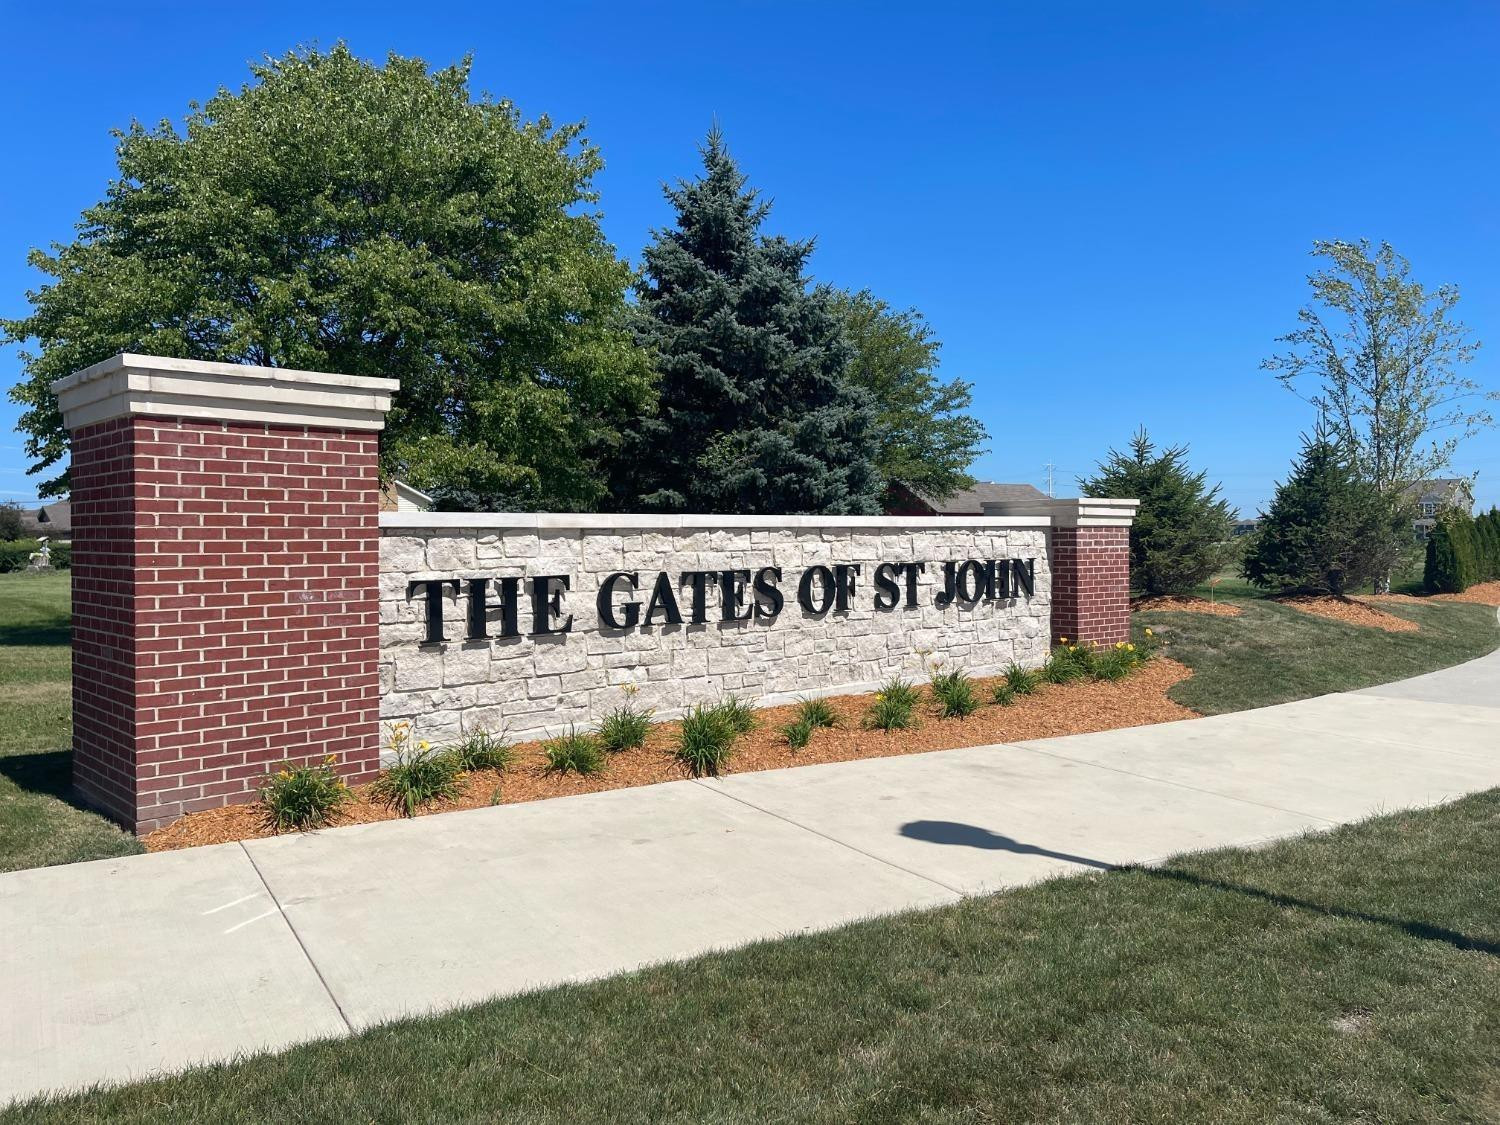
0,503,25,541
1244,435,1406,595
615,129,883,514
1424,512,1478,594
825,289,987,501
1264,240,1492,588
5,46,653,509
1080,429,1235,596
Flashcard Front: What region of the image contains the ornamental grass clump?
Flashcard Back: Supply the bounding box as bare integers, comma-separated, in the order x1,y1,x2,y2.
782,716,815,750
794,696,839,730
677,703,739,777
543,728,606,775
1043,642,1093,684
1002,662,1041,696
991,682,1017,706
597,686,654,752
716,696,759,736
863,677,920,732
259,756,350,833
930,669,980,719
370,724,464,818
448,729,514,772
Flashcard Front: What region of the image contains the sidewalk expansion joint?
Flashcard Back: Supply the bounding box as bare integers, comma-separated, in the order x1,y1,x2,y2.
239,843,356,1035
689,779,968,897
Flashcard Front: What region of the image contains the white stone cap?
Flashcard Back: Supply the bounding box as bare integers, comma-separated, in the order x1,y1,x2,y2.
979,496,1139,528
52,354,399,433
381,511,1053,532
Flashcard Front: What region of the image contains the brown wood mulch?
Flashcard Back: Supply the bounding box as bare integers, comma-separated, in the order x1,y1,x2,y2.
143,658,1198,853
1368,580,1500,608
1273,594,1419,633
1133,594,1243,617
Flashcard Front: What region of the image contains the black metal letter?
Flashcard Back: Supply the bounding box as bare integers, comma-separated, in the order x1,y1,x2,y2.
752,566,783,619
719,570,753,622
833,564,861,611
1011,558,1036,598
407,579,459,645
903,562,925,608
798,565,836,614
528,575,573,636
598,571,641,630
872,562,901,610
643,571,683,626
680,571,712,624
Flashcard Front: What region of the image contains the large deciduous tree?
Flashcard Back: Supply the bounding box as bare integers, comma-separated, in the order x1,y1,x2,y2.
615,129,883,514
826,288,987,502
1263,239,1491,587
1080,429,1235,596
5,45,653,509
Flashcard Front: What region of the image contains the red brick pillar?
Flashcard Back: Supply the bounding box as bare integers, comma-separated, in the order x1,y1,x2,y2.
981,497,1139,647
54,355,397,833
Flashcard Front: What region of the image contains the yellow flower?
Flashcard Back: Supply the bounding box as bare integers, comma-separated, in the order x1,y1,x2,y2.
324,754,336,764
277,769,290,780
1058,637,1068,644
1068,645,1077,652
1126,643,1135,652
418,739,431,751
1144,627,1154,637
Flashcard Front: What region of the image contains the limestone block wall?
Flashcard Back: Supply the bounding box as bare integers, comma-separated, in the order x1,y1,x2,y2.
378,514,1052,745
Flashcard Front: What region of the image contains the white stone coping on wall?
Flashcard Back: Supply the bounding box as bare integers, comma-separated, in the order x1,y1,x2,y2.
979,497,1140,528
381,511,1054,532
52,353,399,433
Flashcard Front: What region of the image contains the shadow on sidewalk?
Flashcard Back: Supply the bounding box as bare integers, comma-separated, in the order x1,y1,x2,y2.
898,820,1112,870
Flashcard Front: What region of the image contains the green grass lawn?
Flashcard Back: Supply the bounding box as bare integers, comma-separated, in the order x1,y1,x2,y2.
1139,596,1499,715
8,791,1499,1122
0,571,141,872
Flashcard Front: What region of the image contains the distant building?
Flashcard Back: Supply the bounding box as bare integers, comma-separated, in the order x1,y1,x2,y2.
380,480,435,512
884,480,1047,517
1404,478,1473,540
1232,518,1259,537
19,501,71,542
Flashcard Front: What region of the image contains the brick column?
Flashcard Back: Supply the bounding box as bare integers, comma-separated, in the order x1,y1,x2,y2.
54,355,397,833
980,497,1139,647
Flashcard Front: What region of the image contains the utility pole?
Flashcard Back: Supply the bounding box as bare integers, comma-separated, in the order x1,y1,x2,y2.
1043,463,1056,497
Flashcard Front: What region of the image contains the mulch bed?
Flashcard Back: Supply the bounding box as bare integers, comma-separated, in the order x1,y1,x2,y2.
1274,594,1419,633
144,658,1198,853
1368,580,1500,608
1133,595,1243,617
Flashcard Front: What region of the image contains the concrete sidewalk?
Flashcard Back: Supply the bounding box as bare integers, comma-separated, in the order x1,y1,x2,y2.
5,648,1500,1105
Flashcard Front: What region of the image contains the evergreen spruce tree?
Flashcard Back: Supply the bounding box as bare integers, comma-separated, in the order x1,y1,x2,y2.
616,130,883,514
1080,429,1234,596
1245,435,1405,595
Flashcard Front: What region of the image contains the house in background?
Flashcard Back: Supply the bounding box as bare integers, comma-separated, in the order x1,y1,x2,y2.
380,480,435,512
1404,478,1474,540
19,501,72,543
884,480,1047,516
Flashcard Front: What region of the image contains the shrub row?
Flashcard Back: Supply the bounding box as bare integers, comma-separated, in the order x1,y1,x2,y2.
1425,508,1500,593
0,539,42,572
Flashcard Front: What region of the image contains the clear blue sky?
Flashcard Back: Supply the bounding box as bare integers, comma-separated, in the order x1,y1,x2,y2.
3,1,1498,514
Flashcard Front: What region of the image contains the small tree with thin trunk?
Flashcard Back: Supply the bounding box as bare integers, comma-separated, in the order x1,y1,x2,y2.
1263,240,1492,590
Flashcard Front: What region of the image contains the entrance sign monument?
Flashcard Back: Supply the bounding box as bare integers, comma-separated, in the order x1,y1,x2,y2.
55,355,1137,832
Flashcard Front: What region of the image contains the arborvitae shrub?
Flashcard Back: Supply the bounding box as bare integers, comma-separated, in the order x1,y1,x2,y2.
1424,511,1479,593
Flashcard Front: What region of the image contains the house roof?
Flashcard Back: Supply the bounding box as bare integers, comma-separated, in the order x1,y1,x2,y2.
914,481,1047,515
1401,478,1472,503
20,501,70,535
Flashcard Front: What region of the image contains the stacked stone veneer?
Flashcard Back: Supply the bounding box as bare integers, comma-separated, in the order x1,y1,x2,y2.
379,516,1052,745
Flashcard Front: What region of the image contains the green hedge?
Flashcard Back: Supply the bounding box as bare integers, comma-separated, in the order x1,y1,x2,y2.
0,539,42,573
1425,508,1500,593
50,542,71,570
